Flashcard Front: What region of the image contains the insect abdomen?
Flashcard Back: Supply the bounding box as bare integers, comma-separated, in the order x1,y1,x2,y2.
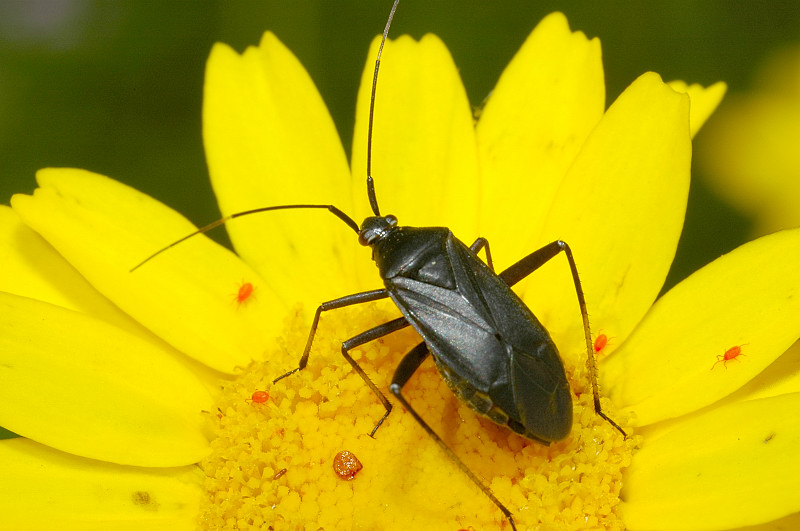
383,230,572,443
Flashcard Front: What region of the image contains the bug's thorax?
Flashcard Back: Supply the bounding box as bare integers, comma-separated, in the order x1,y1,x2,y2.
359,216,454,284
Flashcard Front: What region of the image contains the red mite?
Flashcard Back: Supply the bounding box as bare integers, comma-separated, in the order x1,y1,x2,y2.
333,451,363,480
250,390,269,404
712,345,746,370
235,281,254,305
593,333,608,353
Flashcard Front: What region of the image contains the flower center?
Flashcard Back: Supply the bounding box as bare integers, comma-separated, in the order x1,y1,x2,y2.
200,303,636,529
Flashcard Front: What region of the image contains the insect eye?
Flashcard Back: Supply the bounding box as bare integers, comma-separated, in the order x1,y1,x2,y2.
358,229,374,246
358,227,385,246
358,216,397,246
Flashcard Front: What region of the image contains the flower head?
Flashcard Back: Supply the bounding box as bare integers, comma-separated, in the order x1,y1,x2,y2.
3,9,799,531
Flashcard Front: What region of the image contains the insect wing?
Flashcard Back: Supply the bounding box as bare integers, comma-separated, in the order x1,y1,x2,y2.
387,233,571,441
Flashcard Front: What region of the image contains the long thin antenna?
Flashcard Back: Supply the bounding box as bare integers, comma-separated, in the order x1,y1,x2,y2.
132,3,403,274
365,0,400,217
130,204,359,272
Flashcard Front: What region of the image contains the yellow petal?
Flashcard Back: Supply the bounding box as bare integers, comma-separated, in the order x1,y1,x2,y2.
476,12,605,269
351,34,479,240
669,80,727,137
730,511,800,531
621,393,800,530
0,438,202,530
0,205,139,333
12,168,276,373
0,292,212,466
602,228,800,426
519,73,691,360
204,33,359,309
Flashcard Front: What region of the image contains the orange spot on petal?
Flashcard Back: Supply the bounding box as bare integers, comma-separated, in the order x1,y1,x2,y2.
249,390,269,404
594,333,608,353
234,281,255,306
712,344,747,370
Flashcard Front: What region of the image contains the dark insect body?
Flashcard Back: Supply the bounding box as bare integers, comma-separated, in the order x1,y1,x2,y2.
132,1,625,528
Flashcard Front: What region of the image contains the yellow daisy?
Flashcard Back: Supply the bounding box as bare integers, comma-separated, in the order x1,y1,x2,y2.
2,9,798,531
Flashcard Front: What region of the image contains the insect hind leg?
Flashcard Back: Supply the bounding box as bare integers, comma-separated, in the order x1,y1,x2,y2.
389,341,517,530
500,240,626,438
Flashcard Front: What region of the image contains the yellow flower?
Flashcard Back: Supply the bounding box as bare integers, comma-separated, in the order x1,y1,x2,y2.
699,44,800,236
3,10,798,531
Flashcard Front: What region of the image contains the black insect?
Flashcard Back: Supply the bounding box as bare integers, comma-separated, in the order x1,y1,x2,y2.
133,1,625,528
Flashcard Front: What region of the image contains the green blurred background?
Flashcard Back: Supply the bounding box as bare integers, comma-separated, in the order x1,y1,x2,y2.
1,1,799,289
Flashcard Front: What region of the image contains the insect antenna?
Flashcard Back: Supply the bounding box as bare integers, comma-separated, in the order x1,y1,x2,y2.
133,2,403,274
365,0,400,217
130,203,359,272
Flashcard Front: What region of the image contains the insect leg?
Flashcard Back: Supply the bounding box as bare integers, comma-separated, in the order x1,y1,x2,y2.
389,342,517,530
500,240,626,438
469,237,494,271
338,316,411,437
273,289,391,383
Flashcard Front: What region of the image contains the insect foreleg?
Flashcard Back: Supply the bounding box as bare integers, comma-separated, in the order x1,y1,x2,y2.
338,316,411,437
499,240,626,438
273,289,390,383
469,237,494,271
389,342,517,531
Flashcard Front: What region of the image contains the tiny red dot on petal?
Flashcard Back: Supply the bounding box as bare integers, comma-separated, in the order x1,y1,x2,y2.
250,390,269,403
